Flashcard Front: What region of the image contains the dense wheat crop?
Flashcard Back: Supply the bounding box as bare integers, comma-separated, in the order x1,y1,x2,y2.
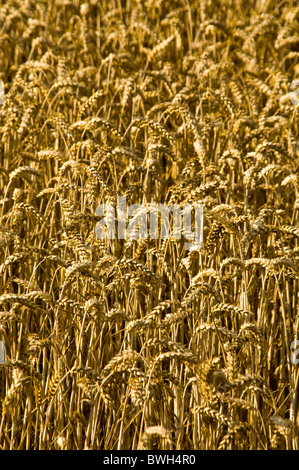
0,0,298,450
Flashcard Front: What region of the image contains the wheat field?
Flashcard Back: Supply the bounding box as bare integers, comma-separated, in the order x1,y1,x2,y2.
0,0,298,451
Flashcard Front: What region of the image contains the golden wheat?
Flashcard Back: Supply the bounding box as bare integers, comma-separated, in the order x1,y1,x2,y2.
0,0,298,451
